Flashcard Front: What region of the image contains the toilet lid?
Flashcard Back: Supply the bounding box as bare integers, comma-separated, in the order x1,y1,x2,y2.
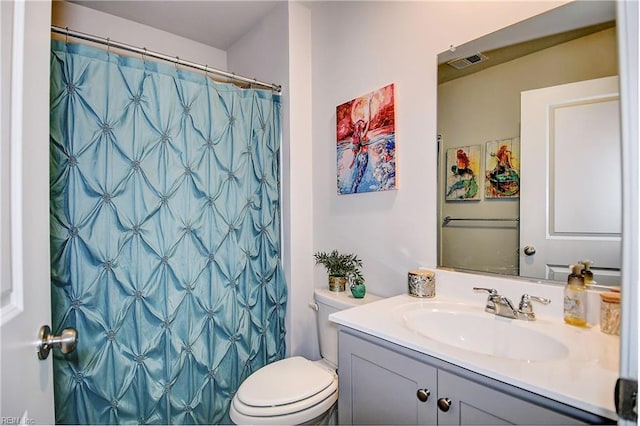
236,356,335,407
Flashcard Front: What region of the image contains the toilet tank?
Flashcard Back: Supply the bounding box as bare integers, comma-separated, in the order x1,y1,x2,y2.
314,288,381,367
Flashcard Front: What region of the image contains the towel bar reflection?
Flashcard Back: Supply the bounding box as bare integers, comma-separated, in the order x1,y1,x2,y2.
442,216,520,226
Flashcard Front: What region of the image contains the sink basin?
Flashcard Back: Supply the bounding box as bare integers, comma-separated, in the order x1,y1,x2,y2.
398,303,569,362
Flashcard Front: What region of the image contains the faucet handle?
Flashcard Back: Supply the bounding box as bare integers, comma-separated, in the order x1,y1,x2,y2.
519,294,551,310
474,287,499,315
518,294,551,320
473,287,498,296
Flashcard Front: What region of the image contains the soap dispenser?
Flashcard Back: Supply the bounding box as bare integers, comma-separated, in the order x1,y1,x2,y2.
564,264,587,327
580,260,595,286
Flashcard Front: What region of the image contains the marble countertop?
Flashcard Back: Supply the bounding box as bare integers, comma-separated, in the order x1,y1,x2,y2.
330,289,619,420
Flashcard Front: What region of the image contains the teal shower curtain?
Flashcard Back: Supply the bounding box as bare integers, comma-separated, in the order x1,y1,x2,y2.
49,39,287,424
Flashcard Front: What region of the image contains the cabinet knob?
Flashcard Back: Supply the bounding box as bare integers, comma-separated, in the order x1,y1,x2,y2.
437,397,452,412
416,388,431,402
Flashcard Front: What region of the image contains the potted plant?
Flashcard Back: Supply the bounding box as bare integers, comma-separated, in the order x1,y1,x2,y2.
314,250,364,292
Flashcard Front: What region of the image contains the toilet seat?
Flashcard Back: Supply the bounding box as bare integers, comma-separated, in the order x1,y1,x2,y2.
230,357,338,424
237,356,335,407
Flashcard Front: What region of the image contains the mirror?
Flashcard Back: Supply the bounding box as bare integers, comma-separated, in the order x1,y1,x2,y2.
437,1,621,286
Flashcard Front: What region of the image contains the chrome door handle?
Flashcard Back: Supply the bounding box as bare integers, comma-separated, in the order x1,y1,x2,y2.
37,325,77,360
523,245,536,256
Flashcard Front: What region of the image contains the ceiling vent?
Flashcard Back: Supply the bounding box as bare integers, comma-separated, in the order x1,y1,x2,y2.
447,53,489,70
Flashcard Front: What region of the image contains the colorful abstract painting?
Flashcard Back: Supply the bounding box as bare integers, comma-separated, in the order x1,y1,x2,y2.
485,138,520,198
445,145,481,200
336,84,396,194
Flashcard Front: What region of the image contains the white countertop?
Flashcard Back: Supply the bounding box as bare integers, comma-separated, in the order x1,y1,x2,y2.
329,271,619,420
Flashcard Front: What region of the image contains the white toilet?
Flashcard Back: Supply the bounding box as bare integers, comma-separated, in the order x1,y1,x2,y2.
229,288,381,425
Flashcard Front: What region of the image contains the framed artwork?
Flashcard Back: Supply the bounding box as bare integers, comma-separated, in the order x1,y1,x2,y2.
445,145,481,200
336,83,396,195
485,138,520,198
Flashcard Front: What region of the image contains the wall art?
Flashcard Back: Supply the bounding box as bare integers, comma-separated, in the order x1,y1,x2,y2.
336,83,396,194
485,138,520,198
445,144,481,200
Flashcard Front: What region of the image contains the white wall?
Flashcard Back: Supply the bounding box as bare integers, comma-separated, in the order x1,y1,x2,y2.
310,1,567,302
227,3,288,86
49,0,573,362
227,2,316,358
52,2,227,70
283,3,315,358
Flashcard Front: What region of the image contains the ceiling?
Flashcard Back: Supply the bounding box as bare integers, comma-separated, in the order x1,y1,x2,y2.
437,0,616,65
70,0,615,68
437,0,616,84
70,1,283,50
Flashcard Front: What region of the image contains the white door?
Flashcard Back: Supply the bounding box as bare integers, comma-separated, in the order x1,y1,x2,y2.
519,76,622,283
0,1,54,423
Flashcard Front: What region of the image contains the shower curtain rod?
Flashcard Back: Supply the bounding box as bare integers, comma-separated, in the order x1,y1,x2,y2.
51,25,282,93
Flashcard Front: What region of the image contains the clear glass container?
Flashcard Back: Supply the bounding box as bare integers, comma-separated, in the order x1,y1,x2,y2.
600,291,621,335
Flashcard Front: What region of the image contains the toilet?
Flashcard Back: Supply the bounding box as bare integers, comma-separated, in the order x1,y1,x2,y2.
229,288,381,425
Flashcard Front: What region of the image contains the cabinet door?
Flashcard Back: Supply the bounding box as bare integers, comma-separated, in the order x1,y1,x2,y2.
437,370,584,425
339,331,438,425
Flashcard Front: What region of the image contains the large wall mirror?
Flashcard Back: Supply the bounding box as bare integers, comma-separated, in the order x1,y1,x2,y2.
437,1,621,286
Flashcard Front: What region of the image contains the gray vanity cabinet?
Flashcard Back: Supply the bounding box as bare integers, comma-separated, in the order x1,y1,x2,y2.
338,329,438,424
436,369,580,425
338,327,610,425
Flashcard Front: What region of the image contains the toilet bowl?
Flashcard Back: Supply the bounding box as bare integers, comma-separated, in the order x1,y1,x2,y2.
229,289,381,425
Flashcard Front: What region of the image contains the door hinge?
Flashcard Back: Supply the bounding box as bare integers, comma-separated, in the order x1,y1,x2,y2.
615,377,638,421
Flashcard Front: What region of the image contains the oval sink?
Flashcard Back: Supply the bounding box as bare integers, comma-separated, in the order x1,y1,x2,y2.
399,304,569,362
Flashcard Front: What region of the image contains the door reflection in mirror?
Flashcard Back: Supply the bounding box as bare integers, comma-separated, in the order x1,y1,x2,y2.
437,2,620,284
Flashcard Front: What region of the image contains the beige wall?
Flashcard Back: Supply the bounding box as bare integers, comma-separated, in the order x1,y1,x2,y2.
438,28,617,276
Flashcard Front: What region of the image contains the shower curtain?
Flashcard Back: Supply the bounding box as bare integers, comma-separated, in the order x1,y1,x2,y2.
49,39,287,424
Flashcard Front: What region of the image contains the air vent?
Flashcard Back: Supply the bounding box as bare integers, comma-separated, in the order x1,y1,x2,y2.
447,53,489,70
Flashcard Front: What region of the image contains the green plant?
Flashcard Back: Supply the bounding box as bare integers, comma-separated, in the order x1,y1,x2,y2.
314,250,364,282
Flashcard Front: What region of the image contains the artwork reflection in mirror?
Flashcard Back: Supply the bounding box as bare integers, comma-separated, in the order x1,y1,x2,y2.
485,138,520,199
445,145,480,201
437,2,621,285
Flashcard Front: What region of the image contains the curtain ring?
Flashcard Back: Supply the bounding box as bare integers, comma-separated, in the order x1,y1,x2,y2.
65,27,69,44
106,37,111,55
142,47,147,64
175,56,180,71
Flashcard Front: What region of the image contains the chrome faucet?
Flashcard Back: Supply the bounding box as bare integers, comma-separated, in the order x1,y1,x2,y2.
473,287,550,321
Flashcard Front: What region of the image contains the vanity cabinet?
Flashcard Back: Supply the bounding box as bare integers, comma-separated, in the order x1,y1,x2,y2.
341,332,438,425
436,369,578,425
338,327,611,425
